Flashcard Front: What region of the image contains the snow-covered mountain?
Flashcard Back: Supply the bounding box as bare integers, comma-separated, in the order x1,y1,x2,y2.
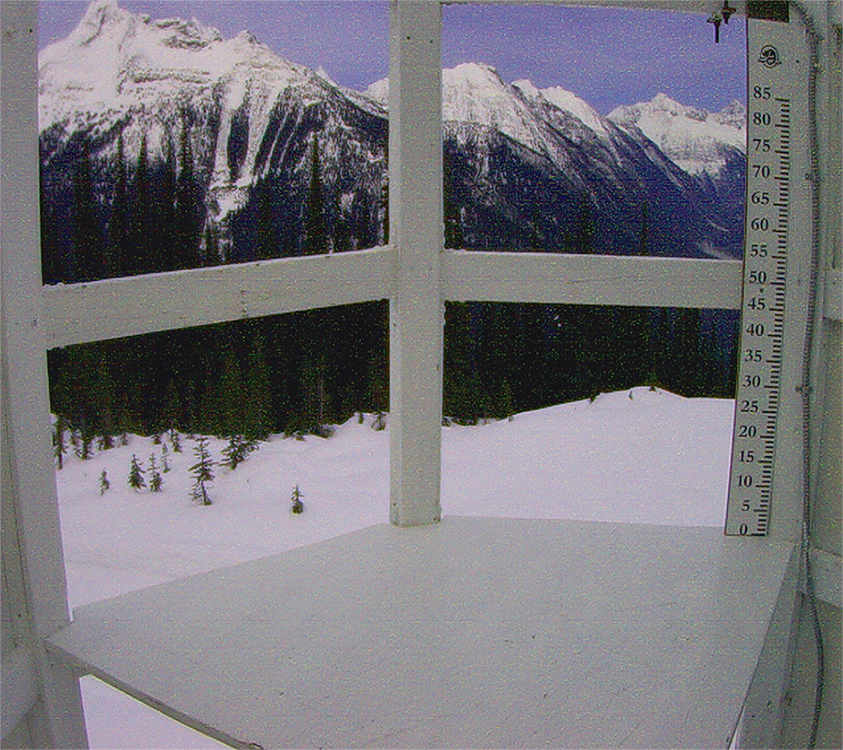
39,0,386,203
608,93,746,177
38,1,746,283
433,63,742,257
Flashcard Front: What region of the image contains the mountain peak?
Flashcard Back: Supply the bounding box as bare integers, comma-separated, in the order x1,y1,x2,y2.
447,61,502,85
608,93,746,176
38,0,308,135
537,83,609,137
442,63,547,154
71,0,133,46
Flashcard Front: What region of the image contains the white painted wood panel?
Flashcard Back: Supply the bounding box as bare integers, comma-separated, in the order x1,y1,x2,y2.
0,647,38,740
46,517,794,750
42,247,396,349
443,251,743,309
0,3,88,746
388,0,444,527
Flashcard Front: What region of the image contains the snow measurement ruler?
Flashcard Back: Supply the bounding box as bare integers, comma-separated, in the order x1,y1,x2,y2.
726,14,813,537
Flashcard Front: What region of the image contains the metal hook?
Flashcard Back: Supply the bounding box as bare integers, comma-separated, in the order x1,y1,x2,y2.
707,11,722,43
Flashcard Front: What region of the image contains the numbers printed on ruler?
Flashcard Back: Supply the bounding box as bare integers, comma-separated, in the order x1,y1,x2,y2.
725,25,796,537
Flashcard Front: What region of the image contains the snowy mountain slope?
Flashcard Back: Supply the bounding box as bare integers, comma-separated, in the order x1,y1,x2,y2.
58,388,734,748
438,64,739,256
608,93,746,177
369,62,738,256
39,1,745,274
39,0,387,258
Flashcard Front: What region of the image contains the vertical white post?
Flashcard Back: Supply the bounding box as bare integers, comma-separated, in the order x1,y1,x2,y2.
0,2,89,746
388,0,443,527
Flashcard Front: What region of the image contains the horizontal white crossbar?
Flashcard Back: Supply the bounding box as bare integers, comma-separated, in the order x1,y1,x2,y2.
442,251,743,309
42,247,396,349
42,248,744,349
0,646,38,741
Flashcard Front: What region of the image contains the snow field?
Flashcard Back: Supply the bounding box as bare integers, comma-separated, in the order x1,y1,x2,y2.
56,387,735,748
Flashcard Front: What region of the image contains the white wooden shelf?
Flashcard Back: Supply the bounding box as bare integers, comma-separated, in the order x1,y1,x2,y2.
46,517,794,749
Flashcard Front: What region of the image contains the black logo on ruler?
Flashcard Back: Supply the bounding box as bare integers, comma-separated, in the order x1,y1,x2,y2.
758,44,781,68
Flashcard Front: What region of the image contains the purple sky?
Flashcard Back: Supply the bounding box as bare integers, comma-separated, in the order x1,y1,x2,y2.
38,1,746,114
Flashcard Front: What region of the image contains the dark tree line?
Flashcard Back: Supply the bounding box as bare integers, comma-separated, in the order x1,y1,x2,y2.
443,301,737,423
48,303,390,441
48,295,735,442
41,123,209,284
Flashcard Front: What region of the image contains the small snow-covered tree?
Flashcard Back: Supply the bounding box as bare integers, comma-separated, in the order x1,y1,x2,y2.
169,428,182,453
99,469,110,495
80,432,94,461
161,443,171,472
291,484,304,514
221,434,246,470
189,437,214,505
220,434,258,471
149,454,163,492
128,454,146,491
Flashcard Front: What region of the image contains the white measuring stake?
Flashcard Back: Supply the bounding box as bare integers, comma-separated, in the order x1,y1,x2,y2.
726,15,813,538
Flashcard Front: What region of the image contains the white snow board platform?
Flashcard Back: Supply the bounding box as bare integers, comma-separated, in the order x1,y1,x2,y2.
47,516,794,748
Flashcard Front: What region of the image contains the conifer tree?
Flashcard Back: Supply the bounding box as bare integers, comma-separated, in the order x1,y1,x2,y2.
218,351,247,438
189,437,214,505
94,354,116,448
128,132,150,276
53,416,67,470
255,178,276,260
79,427,95,461
128,454,146,491
99,469,110,495
379,165,389,246
41,170,62,284
221,434,249,470
202,222,221,266
155,129,177,272
73,139,101,282
149,454,163,492
175,115,202,269
161,443,171,472
303,137,326,256
291,484,304,514
638,201,649,257
497,378,515,420
107,131,128,278
245,334,273,440
575,194,595,255
97,433,115,452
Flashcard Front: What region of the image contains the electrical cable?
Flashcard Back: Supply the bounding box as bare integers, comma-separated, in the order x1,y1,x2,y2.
786,2,825,747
